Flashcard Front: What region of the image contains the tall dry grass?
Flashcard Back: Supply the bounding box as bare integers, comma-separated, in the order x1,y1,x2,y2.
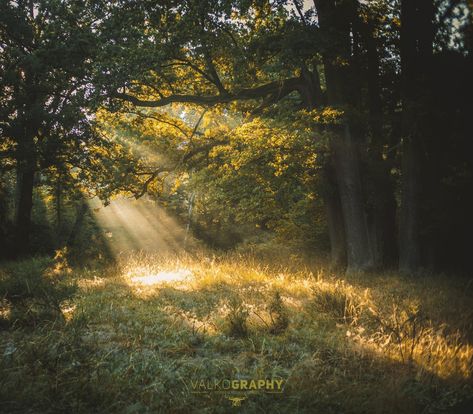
0,251,472,413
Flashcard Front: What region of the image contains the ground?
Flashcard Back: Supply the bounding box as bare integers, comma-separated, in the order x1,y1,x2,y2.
1,251,472,413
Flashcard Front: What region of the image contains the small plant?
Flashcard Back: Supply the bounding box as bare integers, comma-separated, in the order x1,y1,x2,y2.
0,256,77,327
373,304,428,362
311,280,364,324
268,291,289,334
225,296,249,338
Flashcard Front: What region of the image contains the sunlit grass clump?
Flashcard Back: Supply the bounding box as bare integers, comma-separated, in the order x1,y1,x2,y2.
1,252,472,413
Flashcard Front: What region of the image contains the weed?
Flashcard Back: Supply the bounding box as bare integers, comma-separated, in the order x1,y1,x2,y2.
267,291,289,334
0,256,77,327
311,279,365,324
224,295,249,338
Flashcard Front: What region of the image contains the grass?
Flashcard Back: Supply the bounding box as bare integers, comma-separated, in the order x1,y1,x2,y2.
1,251,472,413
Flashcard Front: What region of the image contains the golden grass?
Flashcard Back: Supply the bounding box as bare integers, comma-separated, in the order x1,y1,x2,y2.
1,251,472,413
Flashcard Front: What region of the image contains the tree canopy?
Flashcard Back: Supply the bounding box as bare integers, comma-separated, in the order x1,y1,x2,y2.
1,0,472,273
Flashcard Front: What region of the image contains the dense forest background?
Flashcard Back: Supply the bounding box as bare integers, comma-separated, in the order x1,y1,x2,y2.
1,0,472,274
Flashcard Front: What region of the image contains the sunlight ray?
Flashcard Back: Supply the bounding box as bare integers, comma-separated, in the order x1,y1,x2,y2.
88,196,191,256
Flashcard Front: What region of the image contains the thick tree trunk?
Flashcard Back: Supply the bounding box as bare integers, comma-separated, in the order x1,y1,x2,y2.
332,124,374,271
67,200,88,247
399,0,418,273
313,0,375,272
321,163,347,269
300,64,347,268
399,0,434,273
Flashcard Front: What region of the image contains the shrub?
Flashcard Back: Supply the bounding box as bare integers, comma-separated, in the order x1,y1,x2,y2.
268,290,289,334
225,296,249,338
0,256,77,327
311,280,364,324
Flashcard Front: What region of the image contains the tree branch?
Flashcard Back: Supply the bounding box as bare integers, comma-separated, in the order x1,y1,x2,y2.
113,77,302,108
125,110,192,138
182,139,228,163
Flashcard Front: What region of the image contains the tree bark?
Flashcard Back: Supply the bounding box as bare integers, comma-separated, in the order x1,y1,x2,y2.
315,0,375,272
331,124,374,271
14,136,35,256
321,163,347,269
399,0,434,273
67,200,88,248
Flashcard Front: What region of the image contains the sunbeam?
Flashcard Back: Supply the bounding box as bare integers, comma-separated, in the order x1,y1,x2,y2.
88,196,191,256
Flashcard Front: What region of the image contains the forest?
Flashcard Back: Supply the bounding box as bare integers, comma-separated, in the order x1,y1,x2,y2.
1,0,472,413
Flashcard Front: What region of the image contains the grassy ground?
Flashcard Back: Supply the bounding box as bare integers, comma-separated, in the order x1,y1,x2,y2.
1,252,472,413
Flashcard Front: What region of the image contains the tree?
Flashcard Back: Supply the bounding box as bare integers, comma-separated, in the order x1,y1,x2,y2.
399,0,473,273
91,0,473,273
0,0,97,253
398,0,433,272
0,0,149,256
94,0,391,271
3,0,470,273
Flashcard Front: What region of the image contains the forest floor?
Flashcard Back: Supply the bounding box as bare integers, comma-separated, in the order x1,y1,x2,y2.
1,251,473,413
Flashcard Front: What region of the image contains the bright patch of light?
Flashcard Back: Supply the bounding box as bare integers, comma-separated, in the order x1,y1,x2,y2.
130,269,192,285
88,196,193,255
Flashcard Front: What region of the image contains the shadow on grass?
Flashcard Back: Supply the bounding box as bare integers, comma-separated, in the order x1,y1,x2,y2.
2,256,473,414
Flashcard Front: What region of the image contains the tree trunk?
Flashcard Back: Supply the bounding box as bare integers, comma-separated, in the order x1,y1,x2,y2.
399,0,434,273
363,19,398,268
55,176,62,231
14,136,36,256
332,124,374,271
321,164,347,269
399,133,422,272
314,0,375,272
367,157,398,268
67,200,88,247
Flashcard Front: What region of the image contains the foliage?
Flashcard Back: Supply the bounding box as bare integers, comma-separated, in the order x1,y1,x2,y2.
0,256,76,326
267,290,289,334
224,295,250,338
182,115,329,249
1,0,472,271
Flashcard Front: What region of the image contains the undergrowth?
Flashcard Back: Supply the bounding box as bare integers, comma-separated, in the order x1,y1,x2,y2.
0,252,472,413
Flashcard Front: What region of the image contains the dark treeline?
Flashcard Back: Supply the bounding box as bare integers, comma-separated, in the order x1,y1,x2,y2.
1,0,472,274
